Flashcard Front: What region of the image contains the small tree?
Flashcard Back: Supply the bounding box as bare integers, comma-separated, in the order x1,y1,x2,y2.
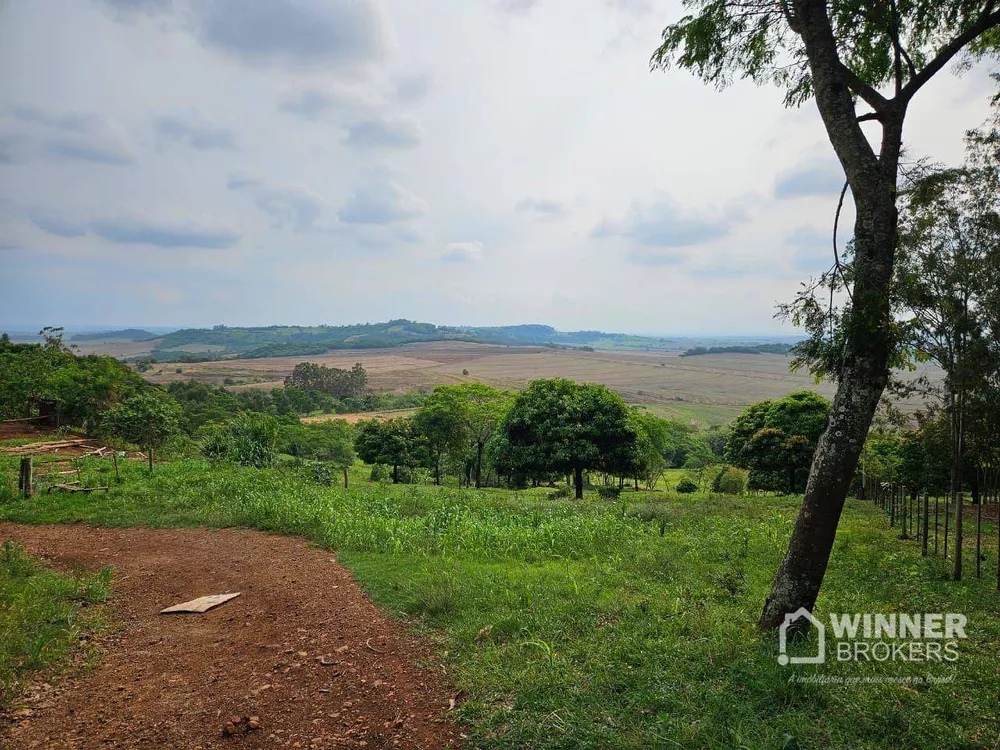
413,393,467,485
280,421,356,487
494,379,638,499
354,418,419,484
102,390,181,474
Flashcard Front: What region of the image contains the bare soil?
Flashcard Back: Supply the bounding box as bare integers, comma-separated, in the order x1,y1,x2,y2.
0,524,463,750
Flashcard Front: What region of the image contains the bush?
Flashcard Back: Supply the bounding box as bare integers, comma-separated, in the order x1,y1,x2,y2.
597,485,622,500
676,477,698,494
298,461,333,486
712,466,747,495
549,485,573,500
199,412,278,468
370,464,390,483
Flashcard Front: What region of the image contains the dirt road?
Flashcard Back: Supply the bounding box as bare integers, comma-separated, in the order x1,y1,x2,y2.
0,524,462,749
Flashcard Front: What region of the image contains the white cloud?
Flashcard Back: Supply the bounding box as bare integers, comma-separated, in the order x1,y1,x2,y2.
1,0,994,332
339,177,427,225
441,241,485,263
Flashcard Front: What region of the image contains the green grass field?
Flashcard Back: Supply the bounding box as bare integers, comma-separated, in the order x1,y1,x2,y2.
1,453,997,748
0,539,111,707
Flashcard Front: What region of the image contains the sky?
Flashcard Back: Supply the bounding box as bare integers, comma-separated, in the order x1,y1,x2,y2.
0,0,996,335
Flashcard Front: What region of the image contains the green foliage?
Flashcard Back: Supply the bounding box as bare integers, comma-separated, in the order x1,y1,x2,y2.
278,421,356,478
712,465,748,495
201,412,279,468
681,343,791,357
413,391,468,483
0,541,110,706
675,477,699,494
596,485,622,500
494,379,638,497
101,390,181,471
726,392,831,492
421,383,512,487
284,361,367,398
0,328,146,430
355,418,421,483
652,1,1000,108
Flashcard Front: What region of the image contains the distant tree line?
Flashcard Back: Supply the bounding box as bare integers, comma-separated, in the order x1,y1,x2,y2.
680,343,792,357
284,362,367,398
353,379,728,496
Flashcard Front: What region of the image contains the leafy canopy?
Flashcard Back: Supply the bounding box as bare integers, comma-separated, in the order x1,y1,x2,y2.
652,1,1000,108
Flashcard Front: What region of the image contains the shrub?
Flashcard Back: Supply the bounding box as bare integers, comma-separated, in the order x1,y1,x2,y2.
712,466,748,495
370,464,390,483
597,485,622,500
549,485,573,500
676,477,698,494
199,412,278,468
309,461,334,486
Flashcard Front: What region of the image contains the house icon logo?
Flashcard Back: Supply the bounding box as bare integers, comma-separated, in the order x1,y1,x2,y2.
778,607,825,665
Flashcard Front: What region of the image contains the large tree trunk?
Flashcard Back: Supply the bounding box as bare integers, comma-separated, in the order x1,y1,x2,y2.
759,187,897,629
574,465,583,500
759,0,903,630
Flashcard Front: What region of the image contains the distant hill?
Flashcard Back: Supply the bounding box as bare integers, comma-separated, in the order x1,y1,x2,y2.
71,329,156,342
122,321,798,362
142,321,690,361
680,343,792,357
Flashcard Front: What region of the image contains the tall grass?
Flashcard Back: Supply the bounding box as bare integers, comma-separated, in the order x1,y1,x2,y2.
0,541,111,706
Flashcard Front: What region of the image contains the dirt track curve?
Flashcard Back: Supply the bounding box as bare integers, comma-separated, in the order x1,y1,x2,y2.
0,523,463,750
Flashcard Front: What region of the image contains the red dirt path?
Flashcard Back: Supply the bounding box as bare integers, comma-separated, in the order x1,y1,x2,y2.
0,524,463,750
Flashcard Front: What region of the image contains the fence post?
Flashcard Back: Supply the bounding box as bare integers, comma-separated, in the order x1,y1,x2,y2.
18,457,33,498
976,498,982,579
922,493,929,557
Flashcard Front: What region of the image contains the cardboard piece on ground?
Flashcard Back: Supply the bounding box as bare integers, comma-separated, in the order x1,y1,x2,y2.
161,592,241,614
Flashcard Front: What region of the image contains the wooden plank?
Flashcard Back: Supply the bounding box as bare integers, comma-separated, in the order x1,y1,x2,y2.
160,592,241,614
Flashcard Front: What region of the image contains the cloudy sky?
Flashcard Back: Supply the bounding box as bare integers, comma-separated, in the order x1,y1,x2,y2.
0,0,995,334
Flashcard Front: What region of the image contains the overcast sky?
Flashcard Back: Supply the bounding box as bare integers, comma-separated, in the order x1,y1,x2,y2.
0,0,995,334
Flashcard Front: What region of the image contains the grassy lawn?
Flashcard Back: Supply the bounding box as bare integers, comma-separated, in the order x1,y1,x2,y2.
1,454,997,748
0,539,111,708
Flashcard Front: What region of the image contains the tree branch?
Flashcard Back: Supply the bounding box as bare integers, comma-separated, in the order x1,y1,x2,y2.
898,6,1000,104
833,180,854,302
840,63,889,112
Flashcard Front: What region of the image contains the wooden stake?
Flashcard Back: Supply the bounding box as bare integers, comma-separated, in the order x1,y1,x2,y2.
18,457,32,498
944,492,950,560
934,497,939,556
976,497,982,579
922,492,929,557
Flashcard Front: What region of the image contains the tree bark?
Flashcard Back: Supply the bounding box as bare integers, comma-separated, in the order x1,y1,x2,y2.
574,465,583,500
759,0,905,630
343,468,349,488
